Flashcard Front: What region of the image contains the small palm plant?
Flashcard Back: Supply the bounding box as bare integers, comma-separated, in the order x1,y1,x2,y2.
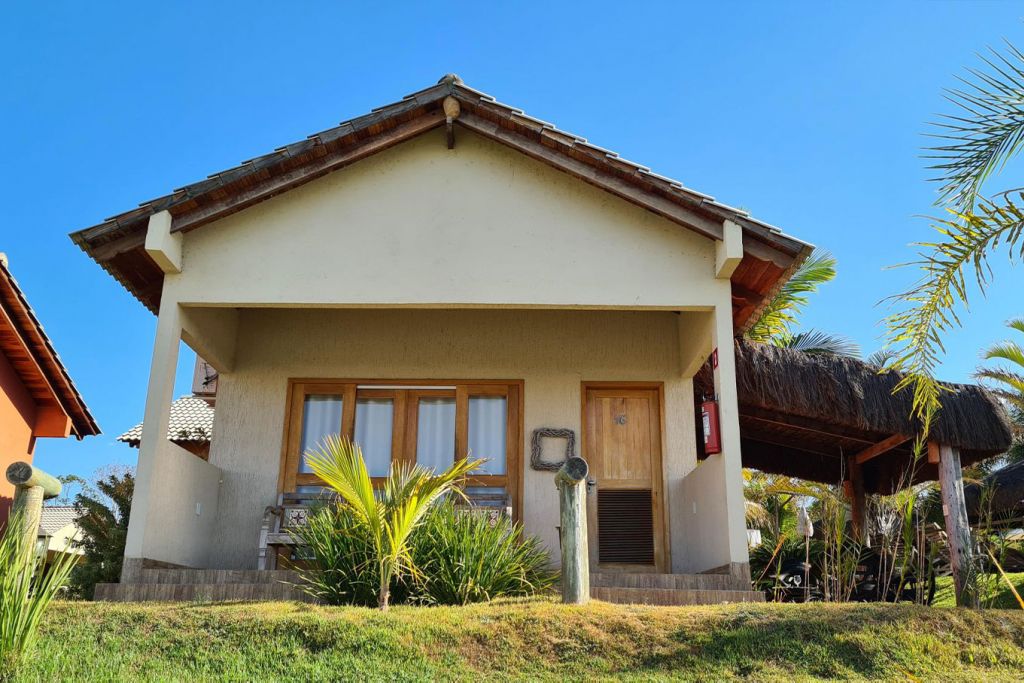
0,510,78,673
304,435,479,611
975,318,1024,415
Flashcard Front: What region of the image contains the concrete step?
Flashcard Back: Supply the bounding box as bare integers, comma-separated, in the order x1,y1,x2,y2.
590,572,746,592
591,585,765,606
135,568,300,585
94,581,314,603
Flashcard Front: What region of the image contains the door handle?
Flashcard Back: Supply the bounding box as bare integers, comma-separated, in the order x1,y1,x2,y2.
586,478,596,495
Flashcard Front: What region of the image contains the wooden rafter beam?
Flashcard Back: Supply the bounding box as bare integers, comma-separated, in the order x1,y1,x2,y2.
853,433,912,465
739,406,878,446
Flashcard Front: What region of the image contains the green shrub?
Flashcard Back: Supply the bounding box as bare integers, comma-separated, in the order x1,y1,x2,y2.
296,498,554,606
412,501,556,605
295,503,408,607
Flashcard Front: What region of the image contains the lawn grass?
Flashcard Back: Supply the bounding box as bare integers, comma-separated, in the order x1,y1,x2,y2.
934,572,1024,608
13,598,1024,681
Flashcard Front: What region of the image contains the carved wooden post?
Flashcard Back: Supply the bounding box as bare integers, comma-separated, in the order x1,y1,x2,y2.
6,462,62,557
555,456,589,605
937,444,978,608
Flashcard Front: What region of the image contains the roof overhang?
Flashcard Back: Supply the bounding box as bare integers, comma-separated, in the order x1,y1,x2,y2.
0,259,99,438
70,75,812,329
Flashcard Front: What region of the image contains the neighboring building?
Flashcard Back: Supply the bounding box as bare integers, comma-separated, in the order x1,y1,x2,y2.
71,75,1010,604
36,505,85,566
0,253,99,525
119,393,215,460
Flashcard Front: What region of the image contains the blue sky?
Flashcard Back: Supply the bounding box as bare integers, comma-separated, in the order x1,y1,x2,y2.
2,2,1022,482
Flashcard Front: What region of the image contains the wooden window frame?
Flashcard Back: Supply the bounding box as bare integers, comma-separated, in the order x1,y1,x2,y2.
279,379,523,519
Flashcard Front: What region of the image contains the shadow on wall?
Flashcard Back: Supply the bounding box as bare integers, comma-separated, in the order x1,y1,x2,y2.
0,495,12,530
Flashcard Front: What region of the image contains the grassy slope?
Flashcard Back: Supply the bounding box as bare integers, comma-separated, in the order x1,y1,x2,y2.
934,572,1024,608
17,599,1024,682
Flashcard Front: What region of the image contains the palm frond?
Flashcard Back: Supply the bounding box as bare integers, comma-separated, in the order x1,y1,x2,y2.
885,193,1024,432
926,42,1024,208
773,329,862,357
747,250,837,342
982,340,1024,369
866,348,897,370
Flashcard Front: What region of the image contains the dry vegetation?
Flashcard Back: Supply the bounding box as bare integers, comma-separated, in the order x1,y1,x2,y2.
19,598,1024,681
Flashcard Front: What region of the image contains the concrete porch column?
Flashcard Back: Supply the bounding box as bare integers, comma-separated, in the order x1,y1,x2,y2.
122,297,182,581
711,304,753,581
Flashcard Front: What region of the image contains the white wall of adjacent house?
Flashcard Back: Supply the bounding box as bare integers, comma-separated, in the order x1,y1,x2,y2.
128,124,749,577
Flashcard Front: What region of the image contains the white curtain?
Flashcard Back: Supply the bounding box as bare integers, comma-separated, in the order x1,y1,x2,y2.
468,396,507,474
354,398,394,477
416,397,456,472
299,395,343,472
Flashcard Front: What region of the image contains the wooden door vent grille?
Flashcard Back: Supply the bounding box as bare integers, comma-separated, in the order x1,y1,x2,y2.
597,488,654,564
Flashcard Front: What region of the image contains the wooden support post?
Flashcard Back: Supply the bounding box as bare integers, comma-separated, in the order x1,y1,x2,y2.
555,456,590,605
846,457,866,542
937,444,978,608
6,462,62,557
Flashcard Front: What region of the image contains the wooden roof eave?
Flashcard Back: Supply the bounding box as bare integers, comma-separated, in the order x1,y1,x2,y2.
0,264,100,438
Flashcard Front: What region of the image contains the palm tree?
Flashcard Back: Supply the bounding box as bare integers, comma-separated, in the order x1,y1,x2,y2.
747,250,837,343
305,435,479,611
773,330,862,357
886,43,1024,433
976,318,1024,414
975,318,1024,469
745,249,860,358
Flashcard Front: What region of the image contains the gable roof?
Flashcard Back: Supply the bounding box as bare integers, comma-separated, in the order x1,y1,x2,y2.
117,395,214,447
0,256,99,438
38,506,80,537
69,74,812,330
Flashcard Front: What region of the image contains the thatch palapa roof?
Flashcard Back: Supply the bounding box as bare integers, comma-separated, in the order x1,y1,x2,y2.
964,461,1024,525
699,340,1014,495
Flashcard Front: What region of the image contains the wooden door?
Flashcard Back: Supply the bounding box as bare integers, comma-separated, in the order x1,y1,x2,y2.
583,384,667,572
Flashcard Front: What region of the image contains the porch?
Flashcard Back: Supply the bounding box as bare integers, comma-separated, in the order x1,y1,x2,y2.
105,304,756,604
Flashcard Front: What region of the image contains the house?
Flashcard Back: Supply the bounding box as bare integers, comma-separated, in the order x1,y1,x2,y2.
36,505,86,567
70,75,1008,604
0,253,99,526
119,393,215,460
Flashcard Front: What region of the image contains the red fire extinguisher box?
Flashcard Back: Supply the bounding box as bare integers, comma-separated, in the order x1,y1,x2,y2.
701,399,722,455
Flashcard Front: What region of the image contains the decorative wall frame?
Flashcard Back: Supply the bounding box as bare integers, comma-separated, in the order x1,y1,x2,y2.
530,427,576,472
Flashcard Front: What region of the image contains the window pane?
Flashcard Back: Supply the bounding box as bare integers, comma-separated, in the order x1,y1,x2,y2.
299,395,342,473
416,397,455,472
468,396,507,475
355,398,394,477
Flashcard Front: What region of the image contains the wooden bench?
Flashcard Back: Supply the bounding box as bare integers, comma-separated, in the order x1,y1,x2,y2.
257,489,512,570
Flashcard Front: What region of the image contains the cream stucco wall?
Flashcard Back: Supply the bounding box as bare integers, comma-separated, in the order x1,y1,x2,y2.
205,308,700,569
164,127,727,310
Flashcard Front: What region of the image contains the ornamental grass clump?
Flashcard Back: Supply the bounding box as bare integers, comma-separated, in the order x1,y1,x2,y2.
0,510,77,676
411,500,556,605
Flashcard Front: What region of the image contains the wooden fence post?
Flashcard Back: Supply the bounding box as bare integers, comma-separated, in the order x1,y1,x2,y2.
937,444,978,608
6,462,62,557
555,456,590,605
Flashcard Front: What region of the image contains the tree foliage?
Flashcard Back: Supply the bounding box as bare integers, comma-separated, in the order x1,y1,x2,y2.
69,470,134,600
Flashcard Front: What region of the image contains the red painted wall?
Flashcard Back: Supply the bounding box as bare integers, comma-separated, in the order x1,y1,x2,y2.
0,351,37,526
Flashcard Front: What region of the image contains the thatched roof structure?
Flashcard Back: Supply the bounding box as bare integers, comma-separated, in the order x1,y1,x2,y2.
964,461,1024,525
698,340,1014,495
